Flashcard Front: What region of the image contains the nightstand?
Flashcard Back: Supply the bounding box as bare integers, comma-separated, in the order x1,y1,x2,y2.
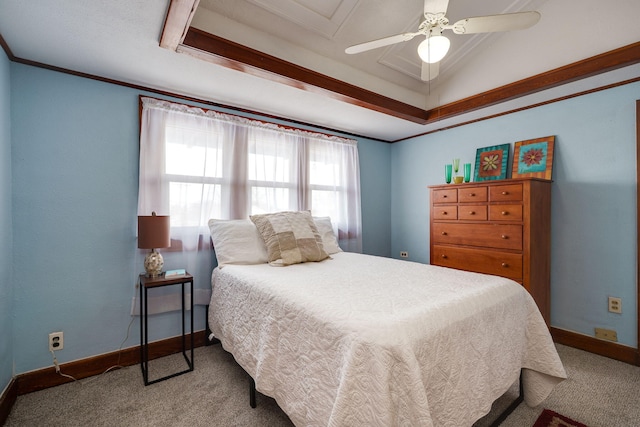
139,272,194,385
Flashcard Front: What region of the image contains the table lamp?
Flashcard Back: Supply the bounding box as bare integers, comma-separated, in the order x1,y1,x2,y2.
138,212,171,277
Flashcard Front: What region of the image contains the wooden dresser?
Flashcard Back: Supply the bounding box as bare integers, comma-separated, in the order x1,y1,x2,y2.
429,178,551,325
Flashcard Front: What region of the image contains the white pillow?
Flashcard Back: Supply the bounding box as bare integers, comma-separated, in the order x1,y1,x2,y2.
208,219,269,266
313,216,342,255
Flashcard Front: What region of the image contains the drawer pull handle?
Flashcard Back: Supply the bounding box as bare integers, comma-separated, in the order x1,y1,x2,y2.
441,254,447,259
443,195,447,198
501,262,508,267
469,193,475,197
501,191,508,195
501,211,508,215
501,235,508,239
442,211,447,215
469,211,475,215
441,231,447,236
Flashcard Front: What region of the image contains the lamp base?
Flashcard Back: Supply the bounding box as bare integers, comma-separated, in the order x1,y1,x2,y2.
144,249,164,277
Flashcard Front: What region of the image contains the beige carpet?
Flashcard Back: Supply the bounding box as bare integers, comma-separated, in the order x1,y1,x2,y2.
5,343,640,426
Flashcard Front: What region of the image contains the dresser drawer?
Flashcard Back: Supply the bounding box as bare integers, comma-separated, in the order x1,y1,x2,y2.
432,223,523,250
432,205,458,220
489,184,523,202
458,186,487,203
431,245,523,281
489,204,523,221
432,188,457,204
458,205,487,221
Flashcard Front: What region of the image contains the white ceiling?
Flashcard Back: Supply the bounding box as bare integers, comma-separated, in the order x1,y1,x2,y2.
1,0,639,141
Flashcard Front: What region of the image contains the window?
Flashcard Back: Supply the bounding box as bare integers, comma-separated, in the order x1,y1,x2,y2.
165,124,225,226
138,97,362,254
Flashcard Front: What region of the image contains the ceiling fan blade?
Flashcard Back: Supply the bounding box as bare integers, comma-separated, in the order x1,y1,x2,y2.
345,32,419,54
421,61,440,81
424,0,449,16
451,11,540,35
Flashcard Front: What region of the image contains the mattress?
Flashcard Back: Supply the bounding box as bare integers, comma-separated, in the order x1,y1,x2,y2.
208,252,566,426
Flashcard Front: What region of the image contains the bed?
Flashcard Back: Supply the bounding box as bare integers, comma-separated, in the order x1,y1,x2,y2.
207,213,566,426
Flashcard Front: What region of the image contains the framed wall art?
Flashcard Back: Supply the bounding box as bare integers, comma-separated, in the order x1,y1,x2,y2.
474,144,510,181
512,136,555,180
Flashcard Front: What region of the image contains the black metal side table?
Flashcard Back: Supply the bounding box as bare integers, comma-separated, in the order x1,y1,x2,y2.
139,272,194,385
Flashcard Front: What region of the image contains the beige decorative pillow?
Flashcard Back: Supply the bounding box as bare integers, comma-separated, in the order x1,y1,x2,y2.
250,210,329,266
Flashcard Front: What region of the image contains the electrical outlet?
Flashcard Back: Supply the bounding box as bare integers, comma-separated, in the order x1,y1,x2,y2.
400,251,408,258
49,331,64,351
594,327,618,342
608,296,622,313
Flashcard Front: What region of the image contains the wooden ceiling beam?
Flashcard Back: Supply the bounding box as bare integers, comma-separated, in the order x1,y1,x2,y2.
430,41,640,123
180,28,430,124
159,0,200,50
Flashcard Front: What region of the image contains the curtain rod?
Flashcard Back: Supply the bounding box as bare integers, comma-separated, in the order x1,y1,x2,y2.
139,95,356,144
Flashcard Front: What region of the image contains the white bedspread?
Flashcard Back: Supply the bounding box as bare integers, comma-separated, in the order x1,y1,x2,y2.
208,252,566,427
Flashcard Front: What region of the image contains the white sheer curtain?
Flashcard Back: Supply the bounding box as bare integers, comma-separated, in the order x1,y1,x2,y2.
135,97,362,313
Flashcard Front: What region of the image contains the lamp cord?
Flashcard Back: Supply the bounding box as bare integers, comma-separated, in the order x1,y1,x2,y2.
49,315,136,385
50,350,77,382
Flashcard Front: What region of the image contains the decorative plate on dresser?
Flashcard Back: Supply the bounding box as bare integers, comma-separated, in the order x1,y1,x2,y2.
429,178,551,325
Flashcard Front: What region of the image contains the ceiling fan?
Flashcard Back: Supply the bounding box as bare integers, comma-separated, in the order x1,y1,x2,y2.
345,0,540,81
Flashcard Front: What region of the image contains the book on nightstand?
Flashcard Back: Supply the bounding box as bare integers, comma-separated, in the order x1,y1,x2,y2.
165,269,186,277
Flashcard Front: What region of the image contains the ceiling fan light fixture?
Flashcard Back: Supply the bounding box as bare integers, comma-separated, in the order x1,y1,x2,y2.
418,35,450,63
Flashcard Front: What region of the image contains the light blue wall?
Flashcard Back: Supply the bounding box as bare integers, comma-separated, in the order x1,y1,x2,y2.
359,137,392,257
9,63,391,374
11,64,142,373
391,82,639,347
0,45,14,392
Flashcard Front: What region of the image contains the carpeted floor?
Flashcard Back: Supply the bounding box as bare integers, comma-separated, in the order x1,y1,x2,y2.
5,343,640,426
472,344,640,427
533,409,587,427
